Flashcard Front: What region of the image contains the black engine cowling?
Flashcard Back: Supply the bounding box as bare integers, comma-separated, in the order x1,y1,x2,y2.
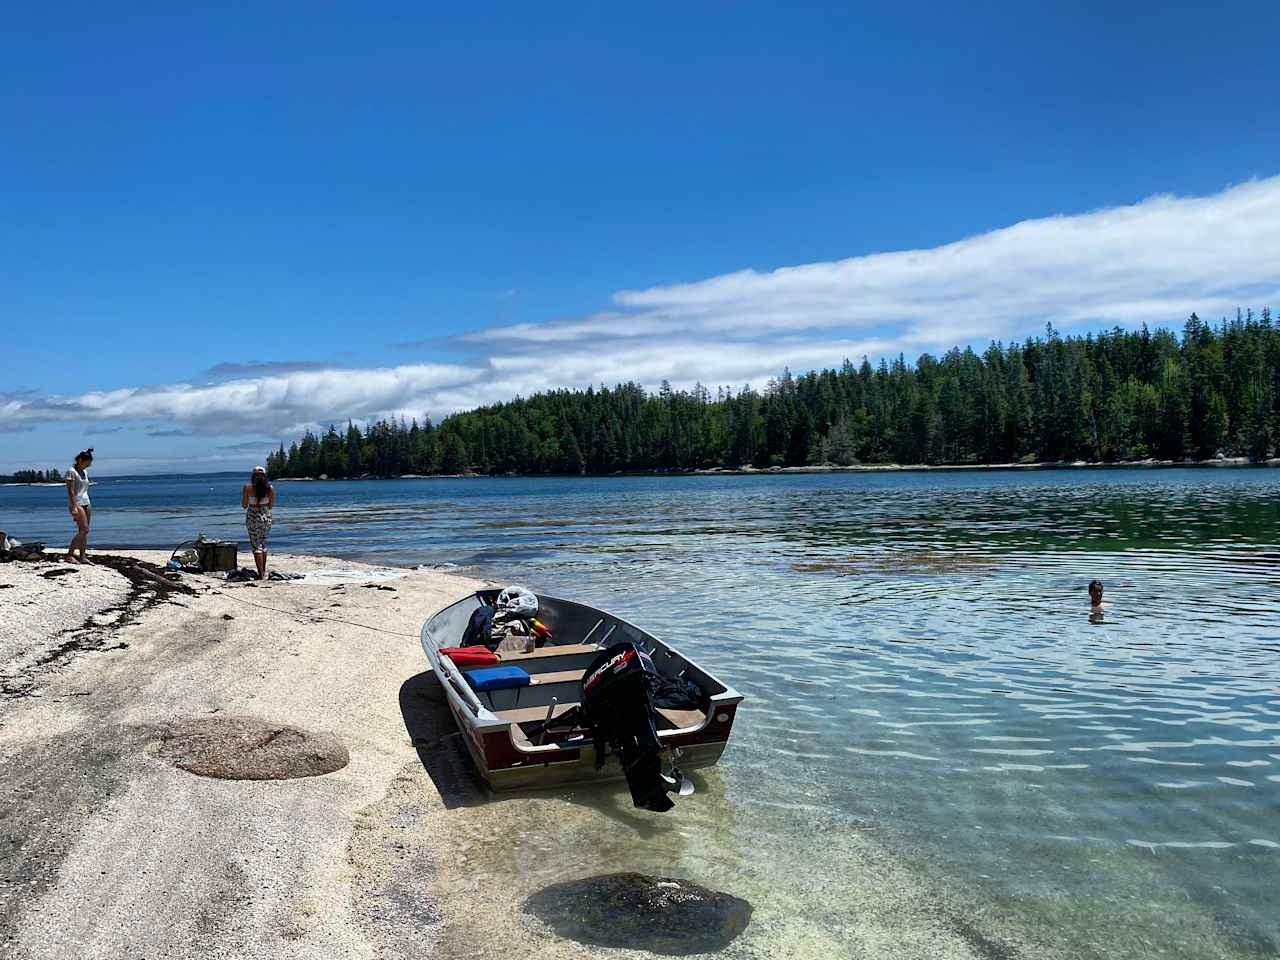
581,642,685,812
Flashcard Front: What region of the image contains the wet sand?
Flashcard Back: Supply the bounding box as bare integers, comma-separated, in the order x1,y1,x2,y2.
0,550,1040,959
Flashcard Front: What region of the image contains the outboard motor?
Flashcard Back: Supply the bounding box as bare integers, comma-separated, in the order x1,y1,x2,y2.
582,641,690,812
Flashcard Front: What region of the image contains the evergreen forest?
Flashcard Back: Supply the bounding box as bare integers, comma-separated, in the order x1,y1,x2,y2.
0,468,66,483
266,310,1280,478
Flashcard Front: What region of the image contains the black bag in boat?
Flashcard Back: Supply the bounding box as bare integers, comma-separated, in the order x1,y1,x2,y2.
461,605,496,650
581,641,682,813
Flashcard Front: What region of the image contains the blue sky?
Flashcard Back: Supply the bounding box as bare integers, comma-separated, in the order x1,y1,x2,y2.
3,2,1279,473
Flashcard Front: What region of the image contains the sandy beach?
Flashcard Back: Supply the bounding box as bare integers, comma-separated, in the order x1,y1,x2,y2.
0,550,490,960
0,549,1053,960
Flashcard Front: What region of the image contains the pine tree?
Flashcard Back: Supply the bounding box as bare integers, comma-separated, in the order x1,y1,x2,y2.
440,434,469,474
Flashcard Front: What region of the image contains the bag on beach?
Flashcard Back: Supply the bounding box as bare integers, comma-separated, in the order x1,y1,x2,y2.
0,540,46,561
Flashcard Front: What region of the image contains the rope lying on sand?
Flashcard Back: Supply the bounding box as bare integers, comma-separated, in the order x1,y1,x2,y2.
210,588,419,639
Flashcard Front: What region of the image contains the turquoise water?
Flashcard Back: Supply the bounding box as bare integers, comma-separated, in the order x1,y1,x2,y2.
4,468,1279,956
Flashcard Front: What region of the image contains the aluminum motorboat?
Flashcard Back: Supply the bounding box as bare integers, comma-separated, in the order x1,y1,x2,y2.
421,589,743,796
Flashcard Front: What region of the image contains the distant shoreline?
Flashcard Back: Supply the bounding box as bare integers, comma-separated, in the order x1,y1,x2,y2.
6,458,1277,485
270,456,1280,481
701,456,1280,475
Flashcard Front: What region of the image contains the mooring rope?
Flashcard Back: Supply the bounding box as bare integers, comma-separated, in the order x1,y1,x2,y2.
209,587,420,639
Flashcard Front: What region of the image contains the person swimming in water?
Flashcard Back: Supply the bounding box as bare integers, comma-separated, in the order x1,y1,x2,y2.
1088,579,1104,608
1087,579,1106,622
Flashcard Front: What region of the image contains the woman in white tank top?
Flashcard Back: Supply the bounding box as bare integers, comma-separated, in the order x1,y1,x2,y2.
63,447,94,564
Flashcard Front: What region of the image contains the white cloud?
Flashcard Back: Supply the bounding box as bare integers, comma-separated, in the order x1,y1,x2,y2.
486,337,895,391
479,175,1280,347
1,363,482,436
4,176,1278,443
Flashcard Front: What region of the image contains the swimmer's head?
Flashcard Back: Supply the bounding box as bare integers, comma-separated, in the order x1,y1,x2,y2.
1088,579,1104,605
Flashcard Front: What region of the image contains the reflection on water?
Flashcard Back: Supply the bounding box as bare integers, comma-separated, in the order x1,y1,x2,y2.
5,467,1280,957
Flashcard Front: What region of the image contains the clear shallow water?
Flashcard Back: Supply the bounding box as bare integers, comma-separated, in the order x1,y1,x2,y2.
4,468,1279,956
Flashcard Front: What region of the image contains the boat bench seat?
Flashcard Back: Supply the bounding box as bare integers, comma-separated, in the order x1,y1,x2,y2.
474,668,587,710
497,643,599,663
509,727,581,757
494,702,707,730
529,669,584,685
654,707,706,730
496,703,580,724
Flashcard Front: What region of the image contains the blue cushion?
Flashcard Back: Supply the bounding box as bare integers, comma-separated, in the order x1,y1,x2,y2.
465,665,531,691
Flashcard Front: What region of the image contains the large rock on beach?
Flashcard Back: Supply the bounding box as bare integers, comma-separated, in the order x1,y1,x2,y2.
157,715,349,780
523,872,752,956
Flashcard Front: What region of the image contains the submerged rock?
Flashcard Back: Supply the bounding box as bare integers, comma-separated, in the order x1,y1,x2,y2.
158,716,349,780
523,872,751,956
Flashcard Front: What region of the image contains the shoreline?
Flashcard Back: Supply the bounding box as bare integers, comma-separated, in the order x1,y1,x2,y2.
268,455,1280,482
693,455,1280,474
9,458,1274,485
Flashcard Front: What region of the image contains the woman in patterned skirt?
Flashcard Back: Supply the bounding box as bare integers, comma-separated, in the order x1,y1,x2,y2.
241,465,276,580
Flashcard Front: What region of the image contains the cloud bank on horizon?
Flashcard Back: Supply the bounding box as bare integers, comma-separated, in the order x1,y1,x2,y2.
5,176,1279,442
